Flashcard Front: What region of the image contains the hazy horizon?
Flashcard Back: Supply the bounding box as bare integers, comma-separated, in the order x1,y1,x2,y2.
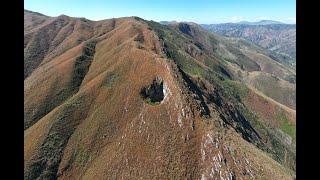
25,0,296,24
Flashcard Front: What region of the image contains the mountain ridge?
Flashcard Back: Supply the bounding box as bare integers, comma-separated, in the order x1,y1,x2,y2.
200,22,296,67
24,10,296,179
237,20,287,25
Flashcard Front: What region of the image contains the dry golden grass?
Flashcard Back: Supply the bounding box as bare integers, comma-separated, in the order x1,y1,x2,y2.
245,86,295,125
24,11,295,179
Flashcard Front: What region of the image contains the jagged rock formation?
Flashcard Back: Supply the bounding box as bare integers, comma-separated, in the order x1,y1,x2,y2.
140,76,165,104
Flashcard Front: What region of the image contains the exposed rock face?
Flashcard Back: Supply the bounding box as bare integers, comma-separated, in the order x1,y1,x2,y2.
178,23,194,37
140,76,165,104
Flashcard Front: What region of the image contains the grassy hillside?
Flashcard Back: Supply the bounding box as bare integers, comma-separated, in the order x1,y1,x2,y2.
201,23,296,67
24,10,295,179
147,20,296,171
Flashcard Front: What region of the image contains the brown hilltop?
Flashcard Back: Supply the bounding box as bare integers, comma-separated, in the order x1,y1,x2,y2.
24,10,295,179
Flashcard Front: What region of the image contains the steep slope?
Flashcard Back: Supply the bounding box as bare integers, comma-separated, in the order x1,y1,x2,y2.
24,10,117,79
201,23,296,67
147,20,296,171
165,22,296,109
24,10,295,179
24,12,119,129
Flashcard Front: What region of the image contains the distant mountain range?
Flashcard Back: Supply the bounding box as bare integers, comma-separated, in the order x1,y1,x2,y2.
159,21,178,25
236,20,286,25
200,21,296,67
160,20,291,26
159,20,296,67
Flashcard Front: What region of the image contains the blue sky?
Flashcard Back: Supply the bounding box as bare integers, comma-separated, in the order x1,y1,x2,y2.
25,0,296,24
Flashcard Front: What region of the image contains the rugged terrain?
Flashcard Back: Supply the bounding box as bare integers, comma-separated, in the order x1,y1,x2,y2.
201,22,296,67
24,10,296,179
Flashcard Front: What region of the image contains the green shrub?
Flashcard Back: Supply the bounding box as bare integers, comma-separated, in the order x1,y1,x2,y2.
276,112,296,139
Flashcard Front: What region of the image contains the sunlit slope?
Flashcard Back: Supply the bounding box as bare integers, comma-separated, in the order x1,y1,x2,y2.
24,10,295,179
